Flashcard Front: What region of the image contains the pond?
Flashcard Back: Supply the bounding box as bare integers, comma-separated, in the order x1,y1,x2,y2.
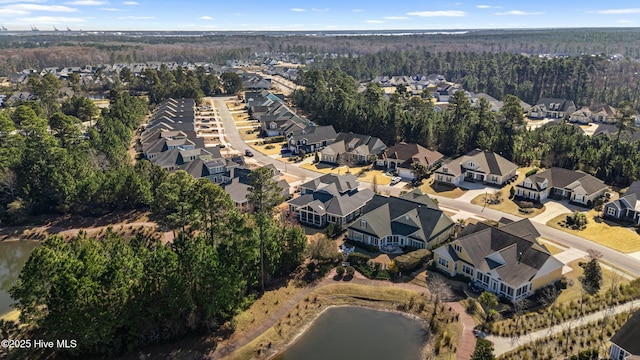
273,306,429,360
0,241,39,316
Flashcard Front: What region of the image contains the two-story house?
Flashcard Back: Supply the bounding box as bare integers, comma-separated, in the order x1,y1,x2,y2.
287,173,374,227
609,309,640,360
604,180,640,225
320,132,387,165
285,125,337,155
528,98,576,119
347,189,455,250
434,149,518,186
515,168,608,206
379,142,444,180
433,219,564,303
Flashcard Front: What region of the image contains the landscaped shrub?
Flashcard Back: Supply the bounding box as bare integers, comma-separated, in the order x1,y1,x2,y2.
394,249,432,273
347,252,371,266
520,201,535,209
335,265,345,277
345,266,355,277
525,168,539,177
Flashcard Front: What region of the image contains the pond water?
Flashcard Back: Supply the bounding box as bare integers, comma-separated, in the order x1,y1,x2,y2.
0,241,39,316
273,306,429,360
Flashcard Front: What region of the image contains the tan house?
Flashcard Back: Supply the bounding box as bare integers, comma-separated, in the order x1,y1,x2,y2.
434,219,564,303
434,149,518,186
569,104,617,124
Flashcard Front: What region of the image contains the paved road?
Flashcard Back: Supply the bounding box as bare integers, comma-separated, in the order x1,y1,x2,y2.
213,96,640,277
210,97,319,182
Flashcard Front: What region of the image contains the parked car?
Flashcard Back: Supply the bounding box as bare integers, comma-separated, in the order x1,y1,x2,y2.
390,176,402,185
245,149,254,157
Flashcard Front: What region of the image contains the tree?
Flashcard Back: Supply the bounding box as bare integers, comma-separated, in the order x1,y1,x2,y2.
220,72,243,95
614,100,637,146
27,73,61,116
478,291,498,322
308,236,340,263
471,338,496,360
67,73,81,93
410,161,428,182
580,249,603,295
248,166,285,293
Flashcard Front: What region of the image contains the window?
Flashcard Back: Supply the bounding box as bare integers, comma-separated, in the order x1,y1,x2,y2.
606,207,617,216
454,244,462,253
437,175,443,181
438,257,449,268
476,272,483,281
462,264,473,277
482,274,489,285
361,219,367,228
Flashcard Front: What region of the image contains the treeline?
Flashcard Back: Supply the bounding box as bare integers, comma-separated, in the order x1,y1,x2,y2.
9,197,306,356
0,82,156,223
314,50,640,109
294,68,640,186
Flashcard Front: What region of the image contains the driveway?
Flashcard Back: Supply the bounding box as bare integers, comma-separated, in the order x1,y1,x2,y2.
531,200,584,224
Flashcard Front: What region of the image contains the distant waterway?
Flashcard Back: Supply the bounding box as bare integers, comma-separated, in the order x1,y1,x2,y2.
0,240,39,316
273,306,429,360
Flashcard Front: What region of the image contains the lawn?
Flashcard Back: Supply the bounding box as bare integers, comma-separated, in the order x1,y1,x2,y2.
546,209,640,253
299,163,392,185
556,260,629,305
470,193,545,218
232,112,249,122
250,142,285,156
419,179,468,199
239,127,261,141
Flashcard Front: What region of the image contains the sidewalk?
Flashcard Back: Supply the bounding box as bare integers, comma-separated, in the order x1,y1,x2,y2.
485,300,640,356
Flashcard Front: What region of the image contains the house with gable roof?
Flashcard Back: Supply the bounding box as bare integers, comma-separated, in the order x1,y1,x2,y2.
379,142,444,179
320,132,387,165
609,309,640,360
434,219,563,303
287,173,374,227
347,189,455,250
515,167,608,206
434,149,518,186
285,125,337,154
528,98,576,119
604,180,640,224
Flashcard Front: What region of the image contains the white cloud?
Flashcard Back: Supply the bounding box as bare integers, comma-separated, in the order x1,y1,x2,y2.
65,0,107,5
365,20,384,23
118,15,153,19
18,16,85,23
495,10,544,15
311,8,329,12
0,8,28,15
618,19,634,23
384,16,409,20
477,5,501,9
199,15,212,20
99,7,126,11
123,1,138,4
352,9,363,13
290,8,305,12
0,0,45,3
407,10,466,17
5,4,78,12
588,8,640,14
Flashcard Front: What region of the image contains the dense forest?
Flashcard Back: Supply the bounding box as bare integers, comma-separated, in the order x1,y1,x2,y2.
2,28,640,76
313,50,640,109
293,68,640,187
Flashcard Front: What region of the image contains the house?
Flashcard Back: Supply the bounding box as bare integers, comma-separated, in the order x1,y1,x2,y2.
569,104,617,124
285,125,337,154
528,98,576,119
240,72,272,90
515,168,608,206
320,132,387,165
609,309,640,360
379,142,444,180
287,174,374,227
434,219,564,303
346,189,455,250
436,85,465,103
223,165,289,212
604,180,640,225
434,149,518,186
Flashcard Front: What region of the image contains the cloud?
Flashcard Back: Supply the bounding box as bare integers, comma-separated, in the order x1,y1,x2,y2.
311,8,329,12
407,10,466,17
0,8,28,15
118,15,154,19
4,4,78,12
477,5,501,9
365,20,384,23
495,10,544,15
123,1,138,4
290,8,305,12
18,16,85,23
65,0,106,5
588,8,640,14
384,16,409,20
618,19,634,23
0,0,45,3
99,7,126,11
325,25,338,29
352,9,363,13
199,15,212,20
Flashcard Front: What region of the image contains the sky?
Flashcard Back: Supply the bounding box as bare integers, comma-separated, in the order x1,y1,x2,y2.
0,0,640,31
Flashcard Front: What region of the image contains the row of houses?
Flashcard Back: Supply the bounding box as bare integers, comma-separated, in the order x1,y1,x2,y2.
140,97,289,210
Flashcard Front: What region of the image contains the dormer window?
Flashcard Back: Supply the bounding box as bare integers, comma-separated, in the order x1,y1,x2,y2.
524,180,532,188
361,219,367,228
454,244,462,252
468,162,474,168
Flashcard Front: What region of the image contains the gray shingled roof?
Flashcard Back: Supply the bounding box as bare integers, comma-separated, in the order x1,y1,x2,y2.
300,173,359,195
437,149,517,177
383,142,443,169
611,309,640,355
518,168,607,194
